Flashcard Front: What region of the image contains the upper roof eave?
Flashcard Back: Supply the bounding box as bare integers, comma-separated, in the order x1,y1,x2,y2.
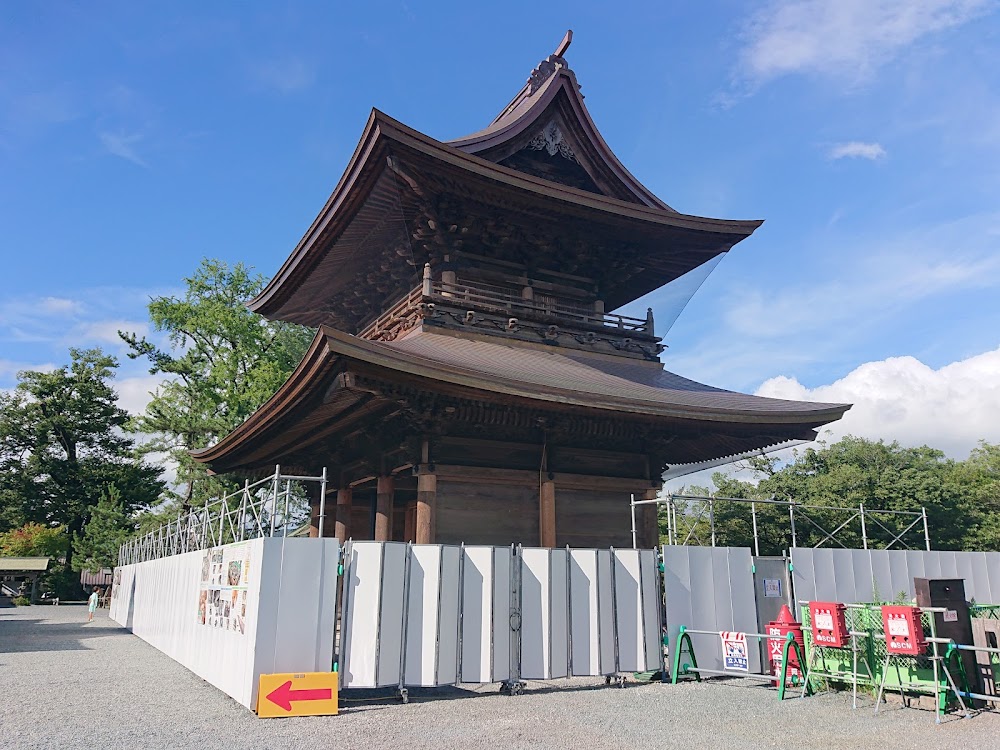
248,109,764,318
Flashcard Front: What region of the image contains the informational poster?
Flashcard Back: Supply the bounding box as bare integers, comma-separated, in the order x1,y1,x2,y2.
111,568,122,600
720,631,749,671
198,542,251,635
763,579,782,598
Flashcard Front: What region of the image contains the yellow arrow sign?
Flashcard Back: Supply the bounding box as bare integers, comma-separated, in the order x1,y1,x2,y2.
257,672,339,718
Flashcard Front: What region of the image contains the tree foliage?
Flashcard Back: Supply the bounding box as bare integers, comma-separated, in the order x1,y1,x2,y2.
667,436,1000,554
121,259,313,509
0,349,163,594
0,522,65,557
73,484,130,573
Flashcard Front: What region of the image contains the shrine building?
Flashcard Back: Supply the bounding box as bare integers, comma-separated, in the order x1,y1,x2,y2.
193,33,849,549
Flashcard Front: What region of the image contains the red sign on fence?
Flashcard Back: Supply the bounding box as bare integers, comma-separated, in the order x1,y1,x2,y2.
881,605,927,656
809,601,849,648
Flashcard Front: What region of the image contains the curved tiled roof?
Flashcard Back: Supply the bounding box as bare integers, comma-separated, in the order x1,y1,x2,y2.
192,328,850,472
380,330,846,419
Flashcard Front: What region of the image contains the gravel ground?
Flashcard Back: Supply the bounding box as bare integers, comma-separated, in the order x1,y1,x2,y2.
1,605,998,750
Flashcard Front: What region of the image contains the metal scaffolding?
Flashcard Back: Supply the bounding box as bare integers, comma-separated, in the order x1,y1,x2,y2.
118,465,328,566
631,493,931,553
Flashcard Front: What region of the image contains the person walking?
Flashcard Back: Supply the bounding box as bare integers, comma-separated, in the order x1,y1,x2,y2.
87,588,100,623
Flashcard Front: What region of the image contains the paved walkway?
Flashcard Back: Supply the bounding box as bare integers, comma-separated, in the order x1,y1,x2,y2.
1,605,997,749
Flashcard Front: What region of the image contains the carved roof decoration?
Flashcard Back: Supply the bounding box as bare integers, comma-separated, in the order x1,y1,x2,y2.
447,30,671,208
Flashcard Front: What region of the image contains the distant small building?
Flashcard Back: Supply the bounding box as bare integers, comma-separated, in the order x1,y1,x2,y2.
0,556,50,602
80,568,113,588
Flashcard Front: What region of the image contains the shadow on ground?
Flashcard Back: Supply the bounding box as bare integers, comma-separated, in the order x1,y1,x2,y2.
0,608,126,655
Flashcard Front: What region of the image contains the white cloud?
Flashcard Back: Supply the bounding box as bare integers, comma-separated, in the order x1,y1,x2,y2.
756,346,1000,458
250,58,315,93
739,0,993,85
828,141,887,160
0,358,56,381
75,319,149,345
115,373,165,416
0,287,167,348
723,247,1000,340
39,296,82,315
99,130,148,167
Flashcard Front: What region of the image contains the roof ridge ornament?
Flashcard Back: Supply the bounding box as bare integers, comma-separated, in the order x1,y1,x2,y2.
528,29,574,94
526,120,577,162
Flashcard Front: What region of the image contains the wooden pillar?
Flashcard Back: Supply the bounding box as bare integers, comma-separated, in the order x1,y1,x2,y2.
375,475,394,542
335,487,353,543
416,469,437,544
539,478,556,548
640,487,661,549
403,503,415,543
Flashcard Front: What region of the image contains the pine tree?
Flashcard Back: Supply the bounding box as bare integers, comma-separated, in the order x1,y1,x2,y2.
73,484,129,573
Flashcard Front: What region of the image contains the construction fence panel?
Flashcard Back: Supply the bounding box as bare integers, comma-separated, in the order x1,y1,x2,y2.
566,549,623,676
459,545,512,684
340,543,662,690
612,548,661,673
790,549,1000,606
111,537,339,710
403,544,461,687
662,545,760,673
521,548,565,680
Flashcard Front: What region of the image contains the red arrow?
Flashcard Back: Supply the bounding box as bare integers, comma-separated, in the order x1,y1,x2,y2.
265,680,333,712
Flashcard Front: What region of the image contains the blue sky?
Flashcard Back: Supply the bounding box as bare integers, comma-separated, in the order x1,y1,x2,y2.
3,1,1000,461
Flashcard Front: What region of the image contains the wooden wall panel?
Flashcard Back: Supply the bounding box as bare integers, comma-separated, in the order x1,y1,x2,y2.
555,488,632,549
436,477,538,546
434,468,634,549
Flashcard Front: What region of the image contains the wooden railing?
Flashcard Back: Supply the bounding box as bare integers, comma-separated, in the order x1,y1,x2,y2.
432,280,652,333
359,280,653,339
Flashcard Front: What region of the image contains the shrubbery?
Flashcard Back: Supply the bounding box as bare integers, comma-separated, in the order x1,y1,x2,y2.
12,596,31,606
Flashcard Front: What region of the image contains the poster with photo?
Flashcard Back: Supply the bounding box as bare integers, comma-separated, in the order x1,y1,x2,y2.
197,542,250,634
111,568,122,600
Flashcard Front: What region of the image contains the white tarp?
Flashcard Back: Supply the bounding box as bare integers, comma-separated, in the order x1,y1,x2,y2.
110,537,339,710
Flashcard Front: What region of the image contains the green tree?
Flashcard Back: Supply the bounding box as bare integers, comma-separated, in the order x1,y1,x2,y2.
73,484,130,573
0,349,164,593
678,436,999,554
121,259,313,510
957,441,1000,549
0,522,65,557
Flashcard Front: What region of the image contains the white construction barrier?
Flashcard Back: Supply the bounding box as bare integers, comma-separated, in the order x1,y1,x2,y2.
613,548,661,673
460,545,512,684
339,542,662,691
110,537,339,709
661,545,761,673
791,548,1000,605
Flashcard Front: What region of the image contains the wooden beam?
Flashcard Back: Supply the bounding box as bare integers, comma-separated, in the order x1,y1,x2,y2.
335,487,353,543
539,478,556,548
375,475,394,541
433,464,645,491
416,469,437,544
